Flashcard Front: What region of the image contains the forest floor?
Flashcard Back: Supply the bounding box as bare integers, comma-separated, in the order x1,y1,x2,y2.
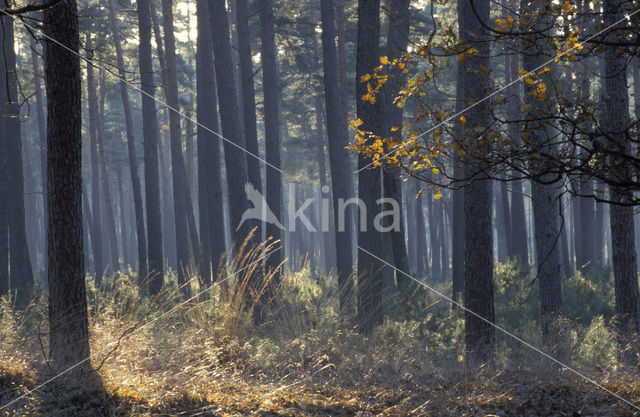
1,351,639,416
1,267,640,416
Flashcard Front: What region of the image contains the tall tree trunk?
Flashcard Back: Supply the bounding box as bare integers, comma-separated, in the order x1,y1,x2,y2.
355,0,384,333
160,0,193,296
82,184,94,276
573,193,582,268
44,0,91,372
313,94,332,274
196,0,213,286
405,184,417,272
559,192,572,278
1,12,34,306
336,0,349,122
86,36,104,286
505,51,529,269
0,77,7,296
499,183,512,263
159,131,178,271
260,0,284,292
441,198,450,279
138,0,164,294
575,34,596,272
96,73,121,273
204,73,226,277
426,196,438,279
116,167,130,269
521,0,563,347
383,0,411,296
414,180,427,278
108,0,148,287
31,37,48,278
452,60,465,303
494,182,508,263
593,194,604,267
209,0,252,246
320,0,355,315
236,0,263,207
459,0,495,370
24,145,39,275
603,0,640,365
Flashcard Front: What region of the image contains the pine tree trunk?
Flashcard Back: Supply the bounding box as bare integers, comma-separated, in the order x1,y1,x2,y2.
383,0,411,295
108,0,148,288
336,0,349,122
30,38,48,278
1,13,34,306
236,0,263,208
259,0,283,291
86,36,104,286
558,193,572,278
44,0,92,371
196,0,214,286
494,183,507,264
203,78,226,277
116,168,130,269
452,60,465,303
160,0,193,296
138,0,164,294
520,0,564,347
505,52,529,269
158,131,177,271
459,0,495,370
603,0,640,365
414,180,427,278
82,185,94,276
209,0,252,246
405,185,417,272
425,195,436,278
0,84,7,296
320,0,355,315
356,0,384,333
97,73,121,274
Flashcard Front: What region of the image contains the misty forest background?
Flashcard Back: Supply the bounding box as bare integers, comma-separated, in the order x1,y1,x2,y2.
1,0,640,414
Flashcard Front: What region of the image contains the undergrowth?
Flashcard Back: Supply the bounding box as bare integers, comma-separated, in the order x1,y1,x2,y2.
0,255,638,415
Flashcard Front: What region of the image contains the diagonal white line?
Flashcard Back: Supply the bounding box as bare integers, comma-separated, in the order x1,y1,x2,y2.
0,245,282,411
0,9,284,174
356,7,640,173
357,245,640,412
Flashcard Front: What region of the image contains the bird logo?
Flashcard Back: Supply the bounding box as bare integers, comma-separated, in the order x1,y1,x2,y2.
236,182,284,231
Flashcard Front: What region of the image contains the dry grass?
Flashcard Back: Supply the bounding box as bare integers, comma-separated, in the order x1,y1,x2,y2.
0,251,639,415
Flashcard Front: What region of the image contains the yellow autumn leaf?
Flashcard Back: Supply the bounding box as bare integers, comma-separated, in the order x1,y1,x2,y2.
537,82,547,94
459,115,466,125
562,0,574,13
434,190,443,200
380,56,390,65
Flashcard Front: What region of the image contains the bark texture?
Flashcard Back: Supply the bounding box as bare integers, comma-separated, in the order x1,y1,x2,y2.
459,0,495,370
320,0,354,314
603,0,640,365
138,0,164,294
356,0,384,333
44,0,91,371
